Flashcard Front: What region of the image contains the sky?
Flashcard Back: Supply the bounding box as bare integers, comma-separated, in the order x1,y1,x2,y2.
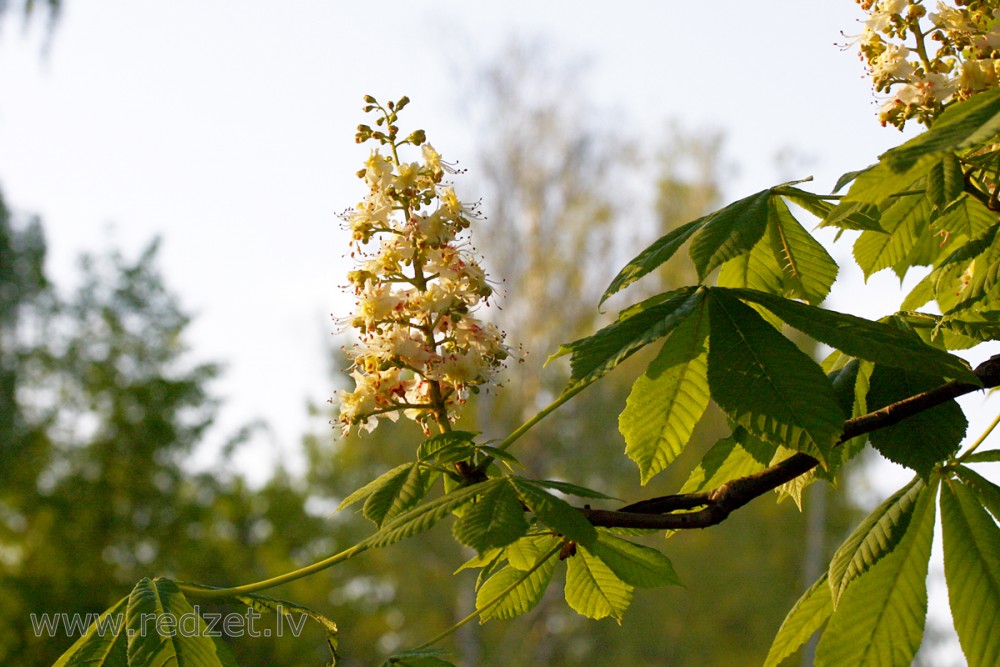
0,2,995,661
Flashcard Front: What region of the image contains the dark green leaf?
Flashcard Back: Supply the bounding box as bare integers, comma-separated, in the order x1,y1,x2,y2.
620,295,710,484
383,647,456,667
601,219,702,304
528,479,617,500
364,480,500,549
234,593,338,665
963,449,1000,463
941,480,1000,667
689,188,771,280
417,431,478,460
706,289,844,465
833,165,875,193
363,462,434,527
550,286,703,389
509,477,596,547
867,365,967,478
726,287,978,382
452,479,530,552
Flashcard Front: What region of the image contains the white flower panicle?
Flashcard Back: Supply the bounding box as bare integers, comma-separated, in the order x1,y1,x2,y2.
852,0,1000,128
335,95,510,436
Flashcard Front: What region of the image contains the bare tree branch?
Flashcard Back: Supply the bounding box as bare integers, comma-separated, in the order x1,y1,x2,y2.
578,354,1000,530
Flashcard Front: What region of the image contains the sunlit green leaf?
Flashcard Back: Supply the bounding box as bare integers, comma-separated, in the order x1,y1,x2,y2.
505,534,553,571
620,295,710,484
587,530,680,588
763,574,833,667
727,287,978,382
828,478,924,605
337,463,413,513
941,480,1000,667
926,152,965,211
706,288,844,465
678,431,774,495
363,462,434,527
853,192,931,280
452,479,529,553
417,431,478,460
767,196,838,303
815,478,937,666
477,552,558,622
564,546,634,622
953,464,1000,524
52,596,129,667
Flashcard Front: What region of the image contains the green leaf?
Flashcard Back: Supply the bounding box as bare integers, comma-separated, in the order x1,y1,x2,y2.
821,199,885,232
934,193,996,239
602,219,702,304
776,185,835,220
867,364,967,478
883,89,1000,172
767,196,838,304
417,431,478,460
619,295,710,484
126,578,239,667
509,477,597,547
363,462,434,527
476,551,559,622
52,596,130,667
364,480,500,549
954,465,1000,521
833,165,874,193
941,480,1000,667
717,228,787,296
926,152,965,211
550,286,704,390
963,449,1000,463
505,534,553,571
815,477,937,667
452,479,530,553
234,593,338,665
706,288,844,465
853,192,931,280
337,463,413,512
564,546,634,622
587,530,680,588
763,574,833,667
689,188,771,280
726,287,978,382
678,431,774,494
828,478,924,605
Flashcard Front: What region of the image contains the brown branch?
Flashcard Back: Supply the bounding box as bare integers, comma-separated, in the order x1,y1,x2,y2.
578,354,1000,531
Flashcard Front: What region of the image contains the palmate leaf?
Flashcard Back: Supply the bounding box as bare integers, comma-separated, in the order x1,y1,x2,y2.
452,479,529,553
763,574,833,667
941,480,1000,667
363,480,500,549
853,191,932,280
925,152,965,211
587,530,680,588
337,463,412,513
476,549,559,622
706,288,844,465
601,219,702,305
126,578,239,667
550,286,704,390
953,465,1000,521
717,229,786,297
883,88,1000,172
417,430,478,460
52,596,129,667
509,477,596,547
726,287,978,382
867,364,967,478
815,477,937,667
619,294,710,484
564,546,634,622
933,193,996,239
828,478,924,605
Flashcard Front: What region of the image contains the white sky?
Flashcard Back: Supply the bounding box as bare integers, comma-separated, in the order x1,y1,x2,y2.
0,2,996,661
